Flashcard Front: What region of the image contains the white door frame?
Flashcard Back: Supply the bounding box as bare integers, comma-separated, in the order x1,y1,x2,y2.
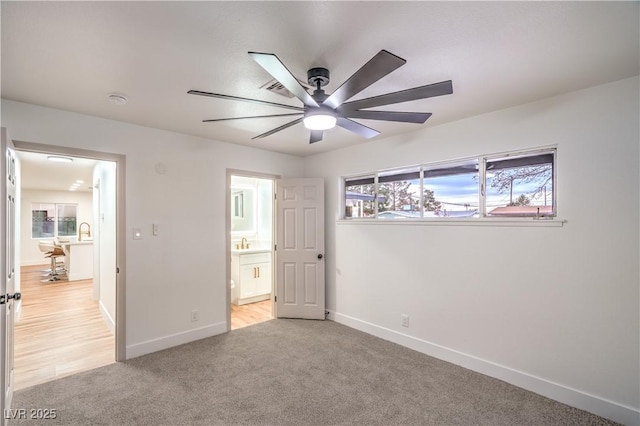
226,169,279,330
12,140,127,361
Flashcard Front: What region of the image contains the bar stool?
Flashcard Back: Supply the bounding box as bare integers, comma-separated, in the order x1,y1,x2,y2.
38,241,65,276
41,244,66,283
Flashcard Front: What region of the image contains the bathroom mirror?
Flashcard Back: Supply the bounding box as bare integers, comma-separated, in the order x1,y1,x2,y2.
231,187,255,233
233,191,244,218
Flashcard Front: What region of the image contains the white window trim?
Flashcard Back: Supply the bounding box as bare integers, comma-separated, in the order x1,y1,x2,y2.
31,202,79,239
337,217,565,227
340,145,560,226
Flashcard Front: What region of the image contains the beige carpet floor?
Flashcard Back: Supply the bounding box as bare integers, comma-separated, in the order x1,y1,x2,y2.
9,319,619,425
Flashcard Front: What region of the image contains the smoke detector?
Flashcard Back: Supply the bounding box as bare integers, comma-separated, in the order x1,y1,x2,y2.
107,93,128,105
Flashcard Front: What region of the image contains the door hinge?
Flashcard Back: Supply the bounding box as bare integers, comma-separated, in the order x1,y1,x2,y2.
274,295,277,302
116,267,120,274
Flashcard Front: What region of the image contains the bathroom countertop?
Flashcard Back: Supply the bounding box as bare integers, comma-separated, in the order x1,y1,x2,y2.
231,248,271,255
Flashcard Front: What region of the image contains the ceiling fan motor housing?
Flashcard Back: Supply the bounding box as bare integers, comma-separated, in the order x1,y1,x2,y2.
307,67,330,88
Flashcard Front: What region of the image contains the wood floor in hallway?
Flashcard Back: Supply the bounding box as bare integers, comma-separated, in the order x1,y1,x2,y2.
231,299,273,330
14,265,115,390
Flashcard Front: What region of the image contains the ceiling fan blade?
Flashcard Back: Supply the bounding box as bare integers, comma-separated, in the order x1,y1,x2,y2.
339,80,453,111
252,117,304,140
203,113,302,123
188,90,304,111
248,52,318,107
323,50,406,109
309,130,323,144
339,110,432,124
336,117,380,139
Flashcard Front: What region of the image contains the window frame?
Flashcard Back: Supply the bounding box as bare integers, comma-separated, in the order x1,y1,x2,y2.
482,148,556,218
31,202,79,239
341,146,558,223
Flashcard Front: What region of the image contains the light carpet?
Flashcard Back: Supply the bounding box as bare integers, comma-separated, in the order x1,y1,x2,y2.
9,319,619,425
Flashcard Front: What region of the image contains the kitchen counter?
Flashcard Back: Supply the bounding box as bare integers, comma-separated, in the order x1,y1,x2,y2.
61,241,93,281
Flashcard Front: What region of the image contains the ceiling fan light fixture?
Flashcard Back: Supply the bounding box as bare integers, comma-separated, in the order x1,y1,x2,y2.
303,108,337,131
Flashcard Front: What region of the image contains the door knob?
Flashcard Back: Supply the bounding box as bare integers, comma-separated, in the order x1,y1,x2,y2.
317,254,323,259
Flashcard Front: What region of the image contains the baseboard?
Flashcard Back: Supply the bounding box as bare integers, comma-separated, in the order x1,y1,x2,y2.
98,300,115,334
330,311,639,426
126,321,227,360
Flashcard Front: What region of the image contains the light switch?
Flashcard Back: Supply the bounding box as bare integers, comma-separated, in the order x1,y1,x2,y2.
133,228,142,240
153,223,159,236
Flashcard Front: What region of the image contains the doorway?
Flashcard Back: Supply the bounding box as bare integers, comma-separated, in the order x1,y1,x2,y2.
227,171,277,330
11,141,125,389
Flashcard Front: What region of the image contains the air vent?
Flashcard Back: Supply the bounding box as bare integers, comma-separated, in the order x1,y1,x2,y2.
260,78,310,99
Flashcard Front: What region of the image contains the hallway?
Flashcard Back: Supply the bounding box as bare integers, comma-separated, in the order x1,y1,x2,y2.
14,265,115,390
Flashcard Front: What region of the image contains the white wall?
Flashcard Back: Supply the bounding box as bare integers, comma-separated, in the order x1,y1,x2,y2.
1,99,305,358
20,189,93,266
256,178,273,248
93,161,117,332
303,77,639,425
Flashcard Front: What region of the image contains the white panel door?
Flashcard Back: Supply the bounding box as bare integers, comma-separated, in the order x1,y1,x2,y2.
0,128,17,424
275,178,325,319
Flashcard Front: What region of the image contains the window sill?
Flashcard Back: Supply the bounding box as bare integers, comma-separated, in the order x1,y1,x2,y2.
336,217,566,227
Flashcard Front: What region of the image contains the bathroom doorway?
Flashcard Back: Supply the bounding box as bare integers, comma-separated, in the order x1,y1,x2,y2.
227,171,277,330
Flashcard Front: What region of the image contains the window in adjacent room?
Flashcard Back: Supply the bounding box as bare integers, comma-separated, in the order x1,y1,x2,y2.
32,203,78,238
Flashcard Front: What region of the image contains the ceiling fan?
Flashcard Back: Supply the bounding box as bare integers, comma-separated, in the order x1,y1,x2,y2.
188,50,453,144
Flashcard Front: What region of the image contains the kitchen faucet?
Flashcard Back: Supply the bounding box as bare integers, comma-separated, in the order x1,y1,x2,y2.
78,222,91,241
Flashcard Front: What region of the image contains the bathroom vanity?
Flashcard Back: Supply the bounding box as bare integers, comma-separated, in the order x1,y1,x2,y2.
230,249,272,305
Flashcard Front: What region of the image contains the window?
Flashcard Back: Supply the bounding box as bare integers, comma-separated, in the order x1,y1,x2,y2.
378,168,421,219
423,160,479,218
32,203,78,238
344,175,376,218
342,147,556,220
484,151,554,217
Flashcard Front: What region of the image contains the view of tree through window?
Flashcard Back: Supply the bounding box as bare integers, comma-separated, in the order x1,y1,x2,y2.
485,152,554,217
377,168,420,218
343,148,555,219
344,176,376,218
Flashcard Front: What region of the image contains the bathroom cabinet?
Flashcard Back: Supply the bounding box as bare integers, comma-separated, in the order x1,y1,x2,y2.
231,251,272,305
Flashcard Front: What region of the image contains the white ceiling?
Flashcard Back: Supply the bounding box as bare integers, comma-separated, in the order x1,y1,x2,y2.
17,151,96,193
2,2,638,157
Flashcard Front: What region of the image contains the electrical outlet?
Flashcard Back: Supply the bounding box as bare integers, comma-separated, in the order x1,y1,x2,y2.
401,314,409,328
191,310,199,322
